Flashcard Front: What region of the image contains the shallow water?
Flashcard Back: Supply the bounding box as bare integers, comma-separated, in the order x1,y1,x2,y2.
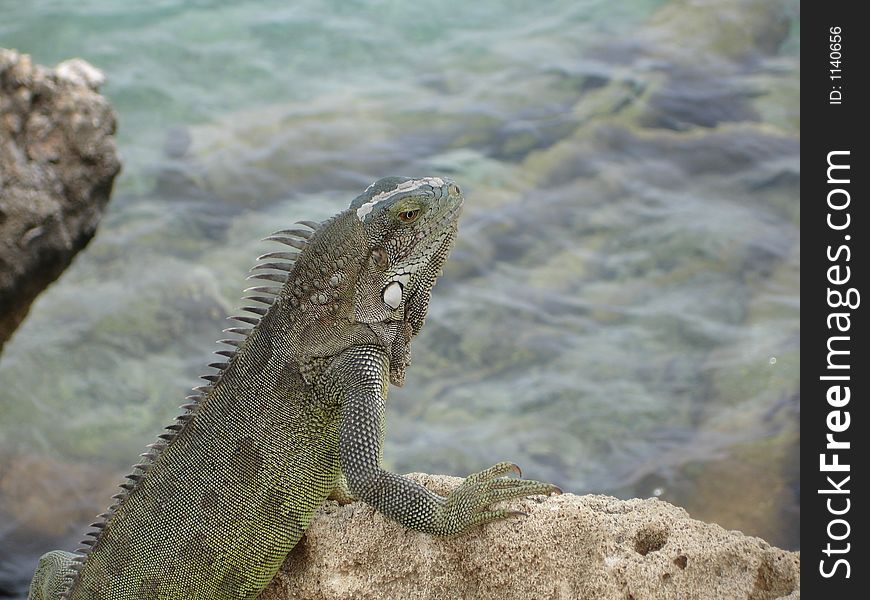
0,0,799,595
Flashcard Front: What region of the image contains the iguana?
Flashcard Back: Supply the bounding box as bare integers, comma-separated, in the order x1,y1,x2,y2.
29,176,560,600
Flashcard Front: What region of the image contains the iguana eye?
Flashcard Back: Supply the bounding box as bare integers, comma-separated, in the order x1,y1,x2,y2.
398,209,420,223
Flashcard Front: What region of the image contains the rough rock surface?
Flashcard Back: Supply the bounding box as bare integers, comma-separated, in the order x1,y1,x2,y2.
0,49,120,352
260,474,799,600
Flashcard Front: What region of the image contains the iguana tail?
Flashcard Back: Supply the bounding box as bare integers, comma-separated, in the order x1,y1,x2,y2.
29,551,78,600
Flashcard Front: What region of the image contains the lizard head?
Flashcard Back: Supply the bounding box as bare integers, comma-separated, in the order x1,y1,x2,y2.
349,176,463,383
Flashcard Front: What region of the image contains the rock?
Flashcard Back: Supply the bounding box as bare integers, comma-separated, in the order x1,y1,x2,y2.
54,58,107,90
0,49,120,352
260,474,799,600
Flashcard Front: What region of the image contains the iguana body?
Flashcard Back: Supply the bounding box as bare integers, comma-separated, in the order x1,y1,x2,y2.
30,177,559,600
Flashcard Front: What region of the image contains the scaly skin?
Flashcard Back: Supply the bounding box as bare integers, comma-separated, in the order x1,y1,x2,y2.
30,177,560,600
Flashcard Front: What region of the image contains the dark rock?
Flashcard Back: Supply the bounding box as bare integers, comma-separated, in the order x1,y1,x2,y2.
0,49,120,352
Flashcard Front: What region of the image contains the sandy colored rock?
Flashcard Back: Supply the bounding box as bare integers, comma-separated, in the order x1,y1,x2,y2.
0,48,120,351
260,474,799,600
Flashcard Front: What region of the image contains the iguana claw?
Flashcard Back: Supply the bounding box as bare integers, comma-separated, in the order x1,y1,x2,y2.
434,462,561,535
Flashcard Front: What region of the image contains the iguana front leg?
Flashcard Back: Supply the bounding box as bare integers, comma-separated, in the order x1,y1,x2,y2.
332,344,560,536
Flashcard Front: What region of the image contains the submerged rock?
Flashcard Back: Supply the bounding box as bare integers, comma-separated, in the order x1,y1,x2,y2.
0,49,120,352
261,474,799,600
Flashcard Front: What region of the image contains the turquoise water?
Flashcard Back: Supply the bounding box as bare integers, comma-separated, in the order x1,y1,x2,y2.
1,0,799,595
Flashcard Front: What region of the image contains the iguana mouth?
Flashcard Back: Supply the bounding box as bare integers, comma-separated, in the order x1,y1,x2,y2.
422,197,463,250
415,204,460,275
